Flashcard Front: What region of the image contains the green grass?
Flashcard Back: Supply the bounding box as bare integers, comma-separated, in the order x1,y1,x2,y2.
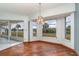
65,34,70,40
11,32,23,37
43,33,56,37
43,33,70,40
2,31,71,40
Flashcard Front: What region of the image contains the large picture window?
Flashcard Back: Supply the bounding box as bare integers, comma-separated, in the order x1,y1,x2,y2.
11,22,24,38
43,20,56,37
65,16,71,40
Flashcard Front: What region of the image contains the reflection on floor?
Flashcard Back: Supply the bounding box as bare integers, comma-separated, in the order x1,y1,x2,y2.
0,41,78,56
0,38,22,51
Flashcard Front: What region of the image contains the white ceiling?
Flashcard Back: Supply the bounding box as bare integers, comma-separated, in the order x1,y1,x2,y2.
0,3,62,15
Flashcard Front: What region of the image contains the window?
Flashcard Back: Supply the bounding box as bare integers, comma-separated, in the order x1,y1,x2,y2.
42,20,56,37
32,22,37,36
65,16,71,40
11,22,24,38
2,26,8,35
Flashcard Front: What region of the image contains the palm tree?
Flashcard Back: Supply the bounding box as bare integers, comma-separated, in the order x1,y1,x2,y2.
43,23,49,33
16,24,21,39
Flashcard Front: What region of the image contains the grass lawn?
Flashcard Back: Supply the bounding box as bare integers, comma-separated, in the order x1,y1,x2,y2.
65,34,70,40
2,32,70,40
43,33,70,40
11,32,23,37
43,33,56,37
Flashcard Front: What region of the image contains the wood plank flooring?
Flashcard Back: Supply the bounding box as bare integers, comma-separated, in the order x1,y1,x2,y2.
0,41,78,56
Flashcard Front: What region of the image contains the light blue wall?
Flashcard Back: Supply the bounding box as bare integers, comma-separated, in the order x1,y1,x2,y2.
74,3,79,52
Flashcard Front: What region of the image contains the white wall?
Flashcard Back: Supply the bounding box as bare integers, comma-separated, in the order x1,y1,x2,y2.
74,3,79,52
56,18,65,42
23,17,30,42
71,13,75,48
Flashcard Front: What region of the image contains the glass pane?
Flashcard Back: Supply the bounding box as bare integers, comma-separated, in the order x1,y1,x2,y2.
11,22,24,42
32,22,37,36
43,20,56,37
1,25,8,39
11,22,24,38
65,16,71,40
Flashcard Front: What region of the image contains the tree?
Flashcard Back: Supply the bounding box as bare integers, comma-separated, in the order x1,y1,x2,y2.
16,24,21,29
43,23,49,33
12,28,16,32
66,25,71,34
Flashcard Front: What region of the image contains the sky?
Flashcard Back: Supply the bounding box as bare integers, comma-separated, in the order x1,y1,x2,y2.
32,16,71,29
3,16,71,29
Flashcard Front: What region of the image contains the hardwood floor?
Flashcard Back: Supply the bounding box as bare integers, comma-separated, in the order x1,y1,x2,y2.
0,41,78,56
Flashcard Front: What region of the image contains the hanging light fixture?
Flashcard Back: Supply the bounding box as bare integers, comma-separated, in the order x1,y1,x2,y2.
37,3,44,24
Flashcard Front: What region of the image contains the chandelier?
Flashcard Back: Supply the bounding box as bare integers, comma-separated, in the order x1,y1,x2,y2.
37,3,44,24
